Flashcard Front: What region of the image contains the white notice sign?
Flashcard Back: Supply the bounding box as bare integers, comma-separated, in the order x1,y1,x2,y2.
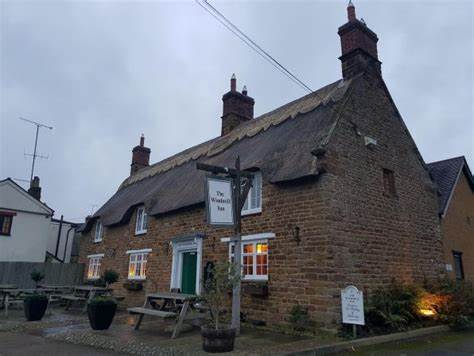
341,285,365,325
206,176,234,226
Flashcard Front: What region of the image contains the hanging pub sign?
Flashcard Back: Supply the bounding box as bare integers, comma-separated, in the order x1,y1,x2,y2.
341,285,365,326
205,175,235,227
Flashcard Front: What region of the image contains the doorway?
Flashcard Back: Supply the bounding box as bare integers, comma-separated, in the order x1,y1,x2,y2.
181,251,197,294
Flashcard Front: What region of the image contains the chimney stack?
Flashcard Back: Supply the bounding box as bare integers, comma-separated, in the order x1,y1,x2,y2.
131,134,151,175
338,1,381,79
221,74,255,136
28,176,41,201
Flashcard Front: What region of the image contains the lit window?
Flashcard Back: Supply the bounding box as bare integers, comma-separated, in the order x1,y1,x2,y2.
87,255,103,279
229,240,268,281
242,172,262,215
0,212,15,236
94,221,103,242
453,251,464,280
383,169,396,197
135,206,148,235
128,252,148,280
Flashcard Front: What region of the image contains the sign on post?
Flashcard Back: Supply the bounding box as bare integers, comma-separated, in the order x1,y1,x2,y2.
205,175,235,227
341,285,365,326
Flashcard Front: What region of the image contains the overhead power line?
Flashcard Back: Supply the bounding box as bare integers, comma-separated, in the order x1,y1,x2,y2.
195,0,314,93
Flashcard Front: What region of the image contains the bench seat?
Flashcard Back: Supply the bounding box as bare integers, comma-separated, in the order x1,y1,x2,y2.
61,295,87,301
127,307,177,319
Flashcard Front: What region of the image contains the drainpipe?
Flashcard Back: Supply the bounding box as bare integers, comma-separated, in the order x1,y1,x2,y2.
63,225,75,262
54,215,63,259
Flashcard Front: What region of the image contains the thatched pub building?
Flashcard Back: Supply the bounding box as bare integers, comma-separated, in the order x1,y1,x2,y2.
80,3,445,327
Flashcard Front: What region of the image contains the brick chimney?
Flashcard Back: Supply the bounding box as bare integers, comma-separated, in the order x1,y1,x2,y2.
338,1,381,79
28,176,41,201
221,74,255,136
130,134,151,175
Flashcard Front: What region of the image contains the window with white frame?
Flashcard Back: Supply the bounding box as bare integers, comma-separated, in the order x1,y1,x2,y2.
241,171,262,215
128,251,149,280
229,240,268,280
94,221,103,242
87,255,103,279
135,206,148,235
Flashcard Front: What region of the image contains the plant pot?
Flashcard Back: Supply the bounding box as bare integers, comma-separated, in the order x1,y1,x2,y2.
24,295,48,321
201,326,236,353
123,281,143,291
87,301,117,330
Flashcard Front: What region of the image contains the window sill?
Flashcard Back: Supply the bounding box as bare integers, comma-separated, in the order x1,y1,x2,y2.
134,231,147,236
128,277,146,281
88,277,100,280
242,276,268,282
241,208,262,216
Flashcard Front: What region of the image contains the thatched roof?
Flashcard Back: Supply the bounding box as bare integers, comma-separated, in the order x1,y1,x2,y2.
89,77,354,228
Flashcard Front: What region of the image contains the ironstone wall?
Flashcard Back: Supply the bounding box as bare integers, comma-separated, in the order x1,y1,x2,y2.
0,262,85,288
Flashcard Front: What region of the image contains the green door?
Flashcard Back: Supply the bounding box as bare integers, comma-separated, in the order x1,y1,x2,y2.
181,252,197,294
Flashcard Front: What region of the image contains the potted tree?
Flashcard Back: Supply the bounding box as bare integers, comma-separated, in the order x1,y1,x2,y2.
87,269,119,330
200,260,240,353
24,270,48,321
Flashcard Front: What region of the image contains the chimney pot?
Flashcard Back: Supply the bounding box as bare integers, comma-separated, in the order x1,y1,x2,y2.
140,134,145,147
347,0,356,21
242,85,248,96
230,73,237,92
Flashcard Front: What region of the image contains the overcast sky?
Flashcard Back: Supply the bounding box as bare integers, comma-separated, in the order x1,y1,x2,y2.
1,0,472,222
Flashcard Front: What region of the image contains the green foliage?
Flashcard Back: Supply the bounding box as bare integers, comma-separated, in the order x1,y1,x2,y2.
102,269,119,286
30,270,45,287
366,283,421,332
88,296,117,307
24,294,48,303
288,305,315,332
200,260,240,330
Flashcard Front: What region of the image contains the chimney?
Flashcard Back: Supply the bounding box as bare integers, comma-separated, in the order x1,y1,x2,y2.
28,176,41,201
130,134,151,175
338,1,381,79
221,74,255,136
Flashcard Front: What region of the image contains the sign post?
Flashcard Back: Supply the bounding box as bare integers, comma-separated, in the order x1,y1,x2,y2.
198,156,253,335
341,285,365,338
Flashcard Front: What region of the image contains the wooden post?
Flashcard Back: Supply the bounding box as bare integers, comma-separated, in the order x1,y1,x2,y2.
352,324,357,339
231,156,242,335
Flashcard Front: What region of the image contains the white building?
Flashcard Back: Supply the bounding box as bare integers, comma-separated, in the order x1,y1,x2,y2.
0,178,76,262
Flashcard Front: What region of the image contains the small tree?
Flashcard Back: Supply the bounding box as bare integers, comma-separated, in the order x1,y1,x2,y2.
30,270,45,288
201,260,240,330
102,269,119,287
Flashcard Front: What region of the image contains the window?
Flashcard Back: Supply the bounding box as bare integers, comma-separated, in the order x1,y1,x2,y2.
242,172,262,215
383,169,396,197
229,240,268,281
94,221,103,242
87,255,103,279
453,251,465,280
135,206,148,235
128,251,149,280
0,212,15,236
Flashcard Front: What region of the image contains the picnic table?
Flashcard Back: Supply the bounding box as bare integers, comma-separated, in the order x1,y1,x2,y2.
61,285,111,311
0,286,56,317
128,292,207,338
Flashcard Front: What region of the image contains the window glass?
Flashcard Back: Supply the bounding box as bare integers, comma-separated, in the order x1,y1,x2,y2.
128,252,148,279
229,240,268,280
0,214,13,235
453,251,464,280
87,256,102,279
242,172,262,214
94,221,103,242
135,207,148,234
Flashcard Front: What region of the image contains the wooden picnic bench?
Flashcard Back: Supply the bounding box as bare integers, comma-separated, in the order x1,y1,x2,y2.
61,285,111,311
128,292,207,338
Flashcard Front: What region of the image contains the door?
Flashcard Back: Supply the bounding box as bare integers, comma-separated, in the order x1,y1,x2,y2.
181,251,197,294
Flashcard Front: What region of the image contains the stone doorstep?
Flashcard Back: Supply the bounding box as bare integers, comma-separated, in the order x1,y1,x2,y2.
289,325,450,355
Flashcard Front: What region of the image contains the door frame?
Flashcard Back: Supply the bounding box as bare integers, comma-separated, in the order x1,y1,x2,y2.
170,234,203,295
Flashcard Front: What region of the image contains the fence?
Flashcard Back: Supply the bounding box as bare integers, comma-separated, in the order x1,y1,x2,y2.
0,262,85,288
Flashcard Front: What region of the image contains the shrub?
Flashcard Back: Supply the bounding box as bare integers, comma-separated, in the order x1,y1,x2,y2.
365,283,421,332
288,305,315,332
102,269,119,287
24,294,48,303
30,270,45,288
88,296,117,307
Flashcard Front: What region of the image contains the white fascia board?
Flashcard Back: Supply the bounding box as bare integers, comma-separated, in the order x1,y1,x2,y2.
126,248,152,254
220,232,275,243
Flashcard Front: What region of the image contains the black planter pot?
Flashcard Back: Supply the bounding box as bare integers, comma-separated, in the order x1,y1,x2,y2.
87,302,117,330
201,327,236,353
24,295,48,321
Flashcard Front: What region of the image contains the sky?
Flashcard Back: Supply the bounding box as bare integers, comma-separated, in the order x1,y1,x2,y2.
1,0,473,222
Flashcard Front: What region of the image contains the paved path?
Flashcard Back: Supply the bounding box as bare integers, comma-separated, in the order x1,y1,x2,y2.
340,330,474,355
0,332,122,356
